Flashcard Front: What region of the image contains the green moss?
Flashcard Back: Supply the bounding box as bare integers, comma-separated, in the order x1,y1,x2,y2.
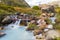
53,37,60,40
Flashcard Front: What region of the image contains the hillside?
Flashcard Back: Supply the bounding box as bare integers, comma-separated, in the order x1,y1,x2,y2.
1,0,30,7
0,0,30,14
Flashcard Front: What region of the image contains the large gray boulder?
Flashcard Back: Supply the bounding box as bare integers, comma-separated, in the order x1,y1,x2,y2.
45,30,60,40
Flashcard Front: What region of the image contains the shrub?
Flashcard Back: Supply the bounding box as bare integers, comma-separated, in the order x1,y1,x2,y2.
32,6,40,10
53,23,60,30
27,22,38,30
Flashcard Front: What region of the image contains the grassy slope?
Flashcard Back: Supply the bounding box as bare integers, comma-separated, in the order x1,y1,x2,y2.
1,0,30,7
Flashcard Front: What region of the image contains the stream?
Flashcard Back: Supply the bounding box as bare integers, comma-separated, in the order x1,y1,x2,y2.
0,19,35,40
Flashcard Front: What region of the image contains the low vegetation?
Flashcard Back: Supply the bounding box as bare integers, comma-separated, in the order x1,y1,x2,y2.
54,7,60,30
53,37,60,40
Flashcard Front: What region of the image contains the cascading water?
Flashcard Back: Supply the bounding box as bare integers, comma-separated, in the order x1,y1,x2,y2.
50,17,56,24
12,19,21,29
14,19,21,25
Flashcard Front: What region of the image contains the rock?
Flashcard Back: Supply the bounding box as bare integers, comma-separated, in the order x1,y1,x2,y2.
35,34,45,39
0,27,4,30
45,30,60,40
0,32,6,37
33,29,42,36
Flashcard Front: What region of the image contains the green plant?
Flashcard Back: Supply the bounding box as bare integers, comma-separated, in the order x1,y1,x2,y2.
27,22,38,30
56,14,60,23
32,6,40,10
53,23,60,30
53,37,60,40
45,18,52,24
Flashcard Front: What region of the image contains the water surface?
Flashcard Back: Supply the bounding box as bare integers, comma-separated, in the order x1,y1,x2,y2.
0,19,35,40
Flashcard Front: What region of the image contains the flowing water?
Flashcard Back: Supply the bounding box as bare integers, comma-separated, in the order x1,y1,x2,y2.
50,17,56,24
0,19,35,40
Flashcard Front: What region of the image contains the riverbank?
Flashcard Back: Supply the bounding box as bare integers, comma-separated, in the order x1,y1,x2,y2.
26,5,60,40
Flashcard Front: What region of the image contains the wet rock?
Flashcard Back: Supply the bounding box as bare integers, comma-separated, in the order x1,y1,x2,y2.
33,29,42,36
0,32,6,37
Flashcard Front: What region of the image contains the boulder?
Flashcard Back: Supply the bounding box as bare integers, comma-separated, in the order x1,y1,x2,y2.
45,30,60,40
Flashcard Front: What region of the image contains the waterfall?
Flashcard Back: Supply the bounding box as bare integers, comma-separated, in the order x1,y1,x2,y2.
11,19,21,29
14,19,21,25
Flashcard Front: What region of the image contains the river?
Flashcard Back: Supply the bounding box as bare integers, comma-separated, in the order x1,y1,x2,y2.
0,19,35,40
